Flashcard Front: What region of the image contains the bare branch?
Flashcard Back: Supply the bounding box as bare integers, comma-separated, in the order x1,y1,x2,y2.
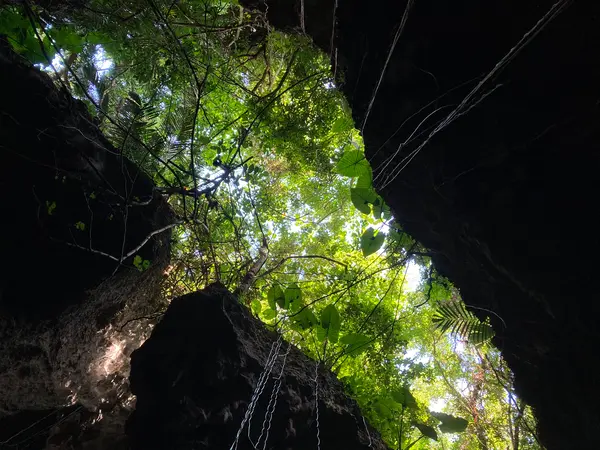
259,254,347,279
234,238,269,298
57,221,182,264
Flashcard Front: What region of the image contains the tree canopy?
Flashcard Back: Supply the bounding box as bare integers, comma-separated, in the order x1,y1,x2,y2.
1,0,542,448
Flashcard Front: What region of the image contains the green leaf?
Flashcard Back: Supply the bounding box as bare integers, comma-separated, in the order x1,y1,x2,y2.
339,333,366,345
340,333,372,356
284,283,302,311
320,304,341,343
414,423,438,441
268,285,285,310
431,412,469,433
432,301,495,345
335,150,370,177
74,221,86,231
316,325,327,342
86,31,106,45
262,308,277,320
391,386,417,408
251,299,262,315
356,170,373,189
391,389,404,405
372,197,387,220
331,116,352,133
350,188,377,215
132,254,148,272
46,201,56,216
382,202,392,220
52,27,84,53
360,227,385,257
373,398,396,418
293,307,318,329
197,135,212,145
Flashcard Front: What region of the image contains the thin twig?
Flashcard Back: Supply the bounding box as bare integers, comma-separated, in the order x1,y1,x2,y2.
58,221,182,263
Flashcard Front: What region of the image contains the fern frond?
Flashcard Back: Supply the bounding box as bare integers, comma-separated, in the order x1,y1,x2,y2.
432,301,494,345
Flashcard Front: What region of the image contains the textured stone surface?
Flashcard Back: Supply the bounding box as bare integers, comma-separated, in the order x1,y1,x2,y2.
0,39,164,323
128,284,388,450
0,43,172,447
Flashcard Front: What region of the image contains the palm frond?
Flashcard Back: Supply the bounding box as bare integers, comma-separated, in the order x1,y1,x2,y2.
432,301,494,345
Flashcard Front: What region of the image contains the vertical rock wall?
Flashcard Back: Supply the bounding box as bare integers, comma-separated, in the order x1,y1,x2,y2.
128,284,388,450
0,42,172,447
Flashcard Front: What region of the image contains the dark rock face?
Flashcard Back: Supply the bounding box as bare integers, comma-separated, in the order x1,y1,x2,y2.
0,44,172,446
128,284,387,450
241,1,600,448
0,40,165,323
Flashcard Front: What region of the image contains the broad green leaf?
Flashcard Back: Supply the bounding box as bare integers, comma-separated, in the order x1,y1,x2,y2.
316,325,327,342
284,283,302,310
391,387,417,408
351,188,377,215
52,27,84,53
340,333,372,356
268,285,285,310
431,412,469,433
331,116,352,133
391,388,404,405
293,307,318,329
360,227,385,257
320,304,341,343
355,171,373,189
339,333,369,345
373,398,396,418
262,308,277,320
251,299,262,315
86,31,106,45
335,151,370,177
381,202,392,220
372,197,387,220
414,423,438,441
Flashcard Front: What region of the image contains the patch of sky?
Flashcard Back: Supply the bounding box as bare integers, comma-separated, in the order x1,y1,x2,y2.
404,262,422,293
429,397,448,411
93,46,113,77
241,72,250,87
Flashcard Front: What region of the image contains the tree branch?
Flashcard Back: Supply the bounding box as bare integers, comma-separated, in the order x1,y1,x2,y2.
260,254,347,279
234,237,269,299
57,221,182,264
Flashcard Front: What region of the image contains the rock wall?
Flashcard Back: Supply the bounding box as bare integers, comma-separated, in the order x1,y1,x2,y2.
127,284,388,450
240,1,600,448
0,41,172,447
